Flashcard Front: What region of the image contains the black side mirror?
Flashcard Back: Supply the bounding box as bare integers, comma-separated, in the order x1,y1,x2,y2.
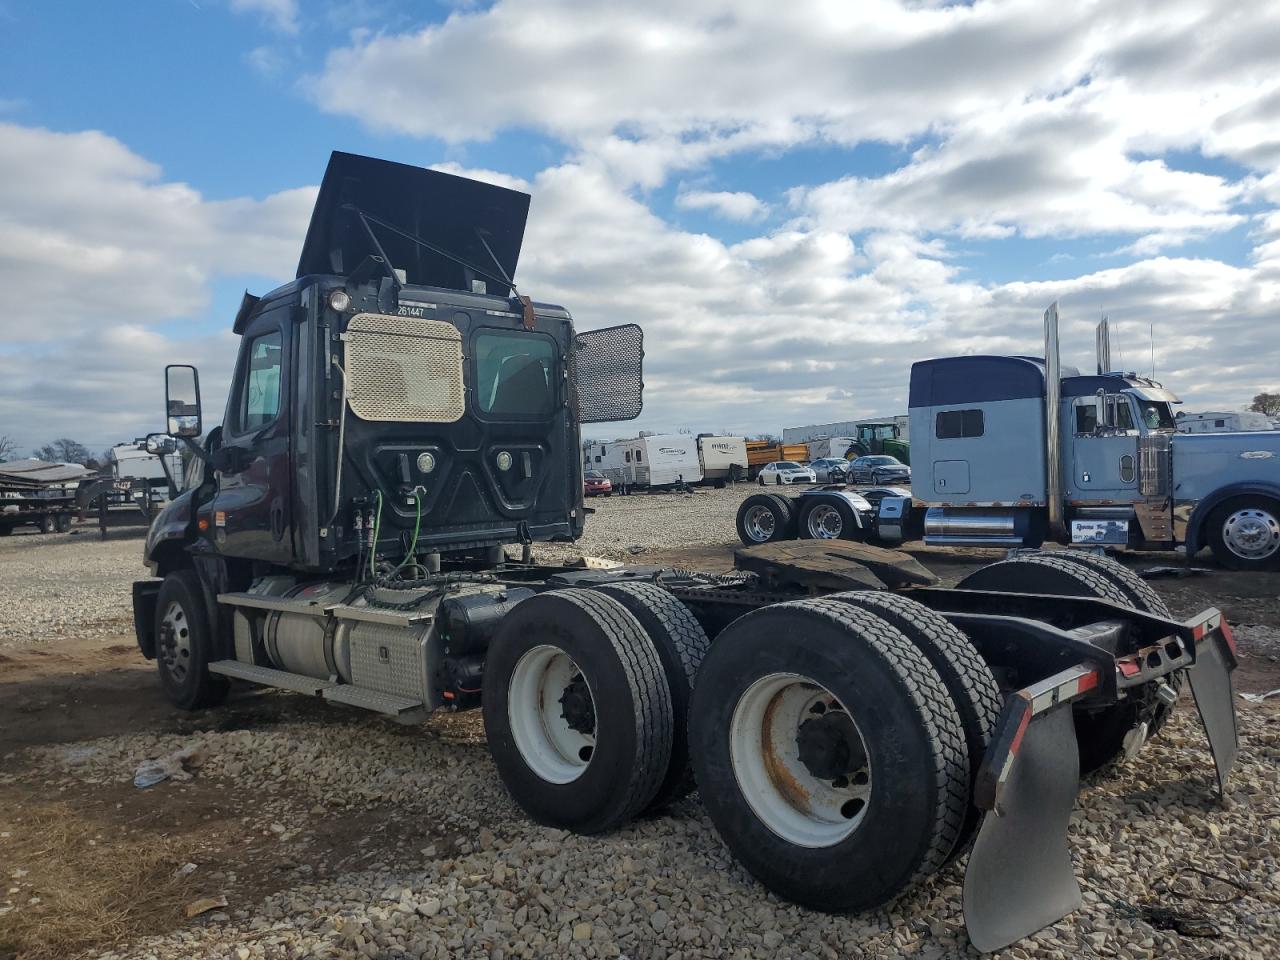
165,365,203,438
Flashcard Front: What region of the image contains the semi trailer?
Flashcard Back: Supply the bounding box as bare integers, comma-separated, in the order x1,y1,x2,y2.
738,306,1280,571
131,155,1238,952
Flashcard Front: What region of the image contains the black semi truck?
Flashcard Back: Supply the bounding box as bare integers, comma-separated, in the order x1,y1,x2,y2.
132,153,1239,952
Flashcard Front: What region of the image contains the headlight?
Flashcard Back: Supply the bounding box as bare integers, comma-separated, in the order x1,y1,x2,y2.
496,451,513,471
328,289,352,312
416,452,436,473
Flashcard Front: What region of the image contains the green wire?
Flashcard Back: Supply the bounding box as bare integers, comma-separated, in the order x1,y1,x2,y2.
372,489,423,582
369,489,382,579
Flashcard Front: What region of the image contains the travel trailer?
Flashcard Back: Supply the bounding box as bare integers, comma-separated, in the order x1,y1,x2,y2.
695,435,748,485
592,433,701,489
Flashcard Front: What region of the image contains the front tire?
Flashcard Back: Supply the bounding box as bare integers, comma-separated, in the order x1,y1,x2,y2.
1206,496,1280,571
689,599,968,913
483,589,673,834
155,570,228,710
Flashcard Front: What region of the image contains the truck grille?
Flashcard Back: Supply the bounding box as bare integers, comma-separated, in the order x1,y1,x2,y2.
345,313,465,423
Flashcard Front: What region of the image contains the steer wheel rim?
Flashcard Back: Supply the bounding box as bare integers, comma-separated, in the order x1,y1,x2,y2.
508,644,596,784
743,505,777,542
157,600,192,682
730,673,872,847
806,504,843,539
1222,508,1280,561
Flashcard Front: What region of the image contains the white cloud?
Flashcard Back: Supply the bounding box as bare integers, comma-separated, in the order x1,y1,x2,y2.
230,0,299,34
307,0,1280,250
676,188,769,221
0,124,312,450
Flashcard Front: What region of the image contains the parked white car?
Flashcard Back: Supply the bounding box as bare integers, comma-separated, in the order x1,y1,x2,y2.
757,461,816,486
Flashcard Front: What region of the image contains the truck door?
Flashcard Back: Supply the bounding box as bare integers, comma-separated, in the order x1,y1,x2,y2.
1068,396,1139,497
208,302,294,563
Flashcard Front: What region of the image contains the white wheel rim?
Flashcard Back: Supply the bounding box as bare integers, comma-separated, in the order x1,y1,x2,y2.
508,645,596,784
743,505,776,542
806,504,843,539
158,599,192,682
729,673,872,847
1223,508,1280,561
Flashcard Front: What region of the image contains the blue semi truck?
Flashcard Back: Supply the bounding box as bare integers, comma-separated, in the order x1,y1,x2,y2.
737,304,1280,570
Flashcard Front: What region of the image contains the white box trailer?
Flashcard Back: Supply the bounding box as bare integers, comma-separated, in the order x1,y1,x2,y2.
696,435,748,485
109,443,181,482
1176,411,1275,434
806,436,859,461
592,434,702,488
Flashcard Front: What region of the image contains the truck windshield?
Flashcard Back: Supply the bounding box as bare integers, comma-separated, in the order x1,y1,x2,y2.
1136,400,1176,431
475,331,557,417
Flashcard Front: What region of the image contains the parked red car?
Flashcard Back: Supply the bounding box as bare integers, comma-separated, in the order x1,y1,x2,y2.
583,470,612,497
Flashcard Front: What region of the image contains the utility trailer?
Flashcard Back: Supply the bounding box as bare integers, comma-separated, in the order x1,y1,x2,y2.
76,438,183,539
0,458,88,535
130,154,1239,953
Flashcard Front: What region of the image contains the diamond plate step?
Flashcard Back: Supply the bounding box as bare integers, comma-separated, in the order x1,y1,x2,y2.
323,684,427,721
209,660,334,695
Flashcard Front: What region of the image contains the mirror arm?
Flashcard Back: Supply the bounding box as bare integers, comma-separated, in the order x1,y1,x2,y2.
180,435,214,467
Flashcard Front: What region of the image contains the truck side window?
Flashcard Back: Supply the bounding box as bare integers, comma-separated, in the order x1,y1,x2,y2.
1116,403,1134,430
1075,405,1097,434
237,330,283,433
936,409,984,439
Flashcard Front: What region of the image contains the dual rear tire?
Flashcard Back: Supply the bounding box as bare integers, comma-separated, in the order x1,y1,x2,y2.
483,585,711,834
688,595,994,912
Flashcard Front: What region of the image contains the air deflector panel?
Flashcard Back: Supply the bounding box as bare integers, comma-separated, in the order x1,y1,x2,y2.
297,152,531,294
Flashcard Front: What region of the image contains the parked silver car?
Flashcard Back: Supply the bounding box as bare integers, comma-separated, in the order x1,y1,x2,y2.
850,455,911,485
808,457,849,483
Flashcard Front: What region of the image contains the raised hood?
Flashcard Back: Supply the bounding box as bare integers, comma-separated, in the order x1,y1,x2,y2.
296,152,531,294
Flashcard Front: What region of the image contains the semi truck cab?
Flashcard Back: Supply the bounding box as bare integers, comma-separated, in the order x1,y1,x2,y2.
908,306,1280,569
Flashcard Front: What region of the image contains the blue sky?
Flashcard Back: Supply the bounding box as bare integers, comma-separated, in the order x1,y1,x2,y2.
0,0,1277,453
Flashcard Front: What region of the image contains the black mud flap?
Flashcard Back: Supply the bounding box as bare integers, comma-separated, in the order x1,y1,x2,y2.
1188,631,1238,795
963,706,1082,953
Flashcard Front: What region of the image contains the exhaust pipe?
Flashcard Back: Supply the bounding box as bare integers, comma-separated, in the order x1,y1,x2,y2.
1095,316,1111,375
1044,303,1066,541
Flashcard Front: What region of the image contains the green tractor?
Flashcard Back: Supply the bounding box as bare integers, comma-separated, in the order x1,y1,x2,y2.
846,422,910,464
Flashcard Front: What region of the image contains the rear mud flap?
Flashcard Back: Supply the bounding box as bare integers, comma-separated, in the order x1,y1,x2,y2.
1188,632,1238,795
963,706,1081,953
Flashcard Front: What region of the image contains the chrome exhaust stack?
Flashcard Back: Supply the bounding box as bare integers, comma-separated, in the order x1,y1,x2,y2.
1044,303,1066,541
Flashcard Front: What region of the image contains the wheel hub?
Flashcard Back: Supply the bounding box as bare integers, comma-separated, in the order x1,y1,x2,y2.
559,673,597,735
744,505,776,542
1223,508,1280,560
807,504,843,539
796,709,866,781
157,600,191,681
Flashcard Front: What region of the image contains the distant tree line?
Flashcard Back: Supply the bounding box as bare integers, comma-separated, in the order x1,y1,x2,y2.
1249,393,1280,418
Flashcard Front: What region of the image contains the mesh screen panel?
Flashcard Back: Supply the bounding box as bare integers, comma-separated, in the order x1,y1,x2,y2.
574,323,644,423
345,313,465,423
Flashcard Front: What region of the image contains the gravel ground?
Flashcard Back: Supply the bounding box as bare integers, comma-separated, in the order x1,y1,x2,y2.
0,525,142,649
4,491,1280,958
15,696,1279,960
537,486,755,563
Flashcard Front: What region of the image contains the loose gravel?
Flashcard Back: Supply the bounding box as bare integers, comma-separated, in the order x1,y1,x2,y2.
5,492,1280,958
13,697,1278,960
0,525,142,649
